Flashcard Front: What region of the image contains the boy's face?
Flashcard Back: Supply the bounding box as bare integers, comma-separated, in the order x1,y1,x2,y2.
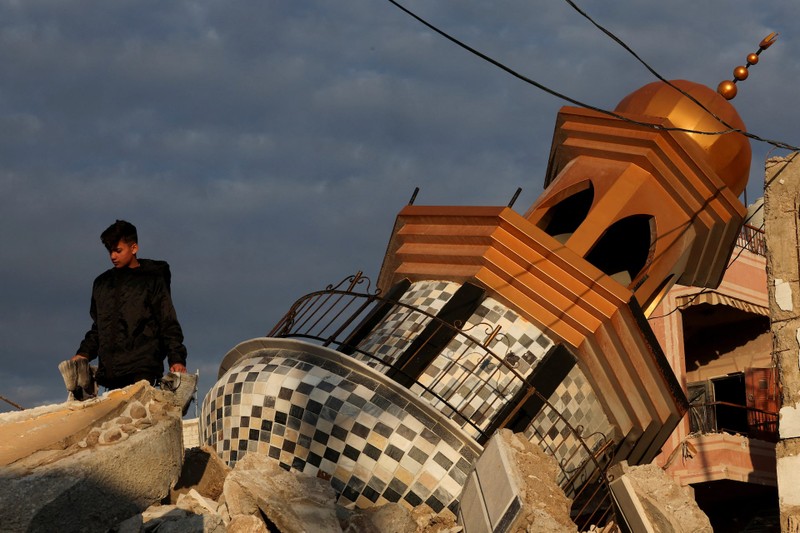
109,240,139,269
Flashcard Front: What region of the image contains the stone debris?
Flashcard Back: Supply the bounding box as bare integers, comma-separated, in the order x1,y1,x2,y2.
223,452,342,531
122,448,460,533
609,462,712,533
119,504,225,533
177,488,222,516
494,430,578,533
0,383,184,533
409,504,460,533
169,445,231,503
0,385,712,533
226,514,270,533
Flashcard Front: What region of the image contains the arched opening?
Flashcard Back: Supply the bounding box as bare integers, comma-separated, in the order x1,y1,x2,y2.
585,215,653,286
539,182,594,244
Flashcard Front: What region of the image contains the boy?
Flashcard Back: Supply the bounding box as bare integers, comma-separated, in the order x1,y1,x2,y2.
71,220,187,390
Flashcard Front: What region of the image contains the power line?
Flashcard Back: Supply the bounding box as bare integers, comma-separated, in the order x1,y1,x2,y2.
560,0,798,151
385,0,794,317
646,202,765,320
650,152,800,319
385,0,800,151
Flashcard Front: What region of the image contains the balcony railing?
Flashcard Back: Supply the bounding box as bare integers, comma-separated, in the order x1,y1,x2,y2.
268,273,619,530
736,223,766,256
689,400,778,442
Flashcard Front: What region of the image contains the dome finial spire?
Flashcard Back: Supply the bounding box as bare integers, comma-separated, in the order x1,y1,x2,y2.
717,32,778,100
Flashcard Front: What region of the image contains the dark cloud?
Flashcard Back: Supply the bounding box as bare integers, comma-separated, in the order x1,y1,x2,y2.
1,1,797,412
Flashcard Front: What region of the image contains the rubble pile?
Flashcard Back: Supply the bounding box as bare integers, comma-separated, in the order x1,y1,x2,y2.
0,383,184,533
500,430,578,532
610,462,713,533
0,384,713,532
123,448,460,533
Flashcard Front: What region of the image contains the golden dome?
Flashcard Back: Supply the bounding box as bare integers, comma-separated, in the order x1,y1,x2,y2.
614,80,751,196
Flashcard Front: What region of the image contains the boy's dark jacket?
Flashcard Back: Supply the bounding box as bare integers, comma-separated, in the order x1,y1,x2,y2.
77,259,187,385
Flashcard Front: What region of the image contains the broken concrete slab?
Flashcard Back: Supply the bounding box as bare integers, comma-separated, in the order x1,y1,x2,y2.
170,445,231,503
0,383,184,533
458,429,577,533
608,461,712,533
0,382,150,468
223,452,341,532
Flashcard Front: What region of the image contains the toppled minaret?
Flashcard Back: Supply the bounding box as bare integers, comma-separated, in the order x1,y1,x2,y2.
199,75,752,530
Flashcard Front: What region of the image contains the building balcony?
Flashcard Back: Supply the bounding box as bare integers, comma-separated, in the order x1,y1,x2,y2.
736,223,766,256
662,431,776,487
660,399,778,489
689,401,778,443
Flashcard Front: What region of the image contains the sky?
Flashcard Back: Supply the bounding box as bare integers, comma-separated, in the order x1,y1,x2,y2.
1,0,798,413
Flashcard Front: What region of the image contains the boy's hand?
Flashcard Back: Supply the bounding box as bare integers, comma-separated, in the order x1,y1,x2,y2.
71,354,89,362
170,363,187,373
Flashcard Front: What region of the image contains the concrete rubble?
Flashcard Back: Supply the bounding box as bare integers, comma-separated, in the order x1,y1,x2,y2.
459,429,578,533
130,448,460,532
608,462,712,533
0,385,713,532
0,382,185,533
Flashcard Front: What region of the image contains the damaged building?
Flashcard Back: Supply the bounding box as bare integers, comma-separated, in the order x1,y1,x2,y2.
3,40,791,531
651,201,779,530
199,74,754,530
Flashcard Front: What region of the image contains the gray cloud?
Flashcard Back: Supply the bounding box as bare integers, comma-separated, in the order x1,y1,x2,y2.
1,0,797,412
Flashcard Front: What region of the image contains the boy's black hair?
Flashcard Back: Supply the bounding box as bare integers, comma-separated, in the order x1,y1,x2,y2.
100,220,138,251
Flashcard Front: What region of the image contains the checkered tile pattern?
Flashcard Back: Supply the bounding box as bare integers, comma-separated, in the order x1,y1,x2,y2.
201,341,480,513
213,278,622,511
524,363,614,493
415,298,554,438
340,280,611,488
353,280,460,371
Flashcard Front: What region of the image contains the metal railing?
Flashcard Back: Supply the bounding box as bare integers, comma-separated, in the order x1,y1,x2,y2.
689,400,778,442
268,273,619,530
736,223,766,256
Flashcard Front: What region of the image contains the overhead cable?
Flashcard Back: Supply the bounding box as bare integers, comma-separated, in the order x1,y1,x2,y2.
560,0,797,150
385,0,800,151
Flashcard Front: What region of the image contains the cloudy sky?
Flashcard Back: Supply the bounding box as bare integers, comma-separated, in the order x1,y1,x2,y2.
1,0,797,413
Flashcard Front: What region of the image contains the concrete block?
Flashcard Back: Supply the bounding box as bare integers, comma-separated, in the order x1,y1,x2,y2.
0,384,185,533
607,461,712,532
458,430,576,532
608,470,654,533
474,431,521,529
458,470,492,533
777,454,800,506
780,404,800,439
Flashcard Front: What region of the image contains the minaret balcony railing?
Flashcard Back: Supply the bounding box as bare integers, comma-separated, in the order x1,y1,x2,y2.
267,273,619,530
